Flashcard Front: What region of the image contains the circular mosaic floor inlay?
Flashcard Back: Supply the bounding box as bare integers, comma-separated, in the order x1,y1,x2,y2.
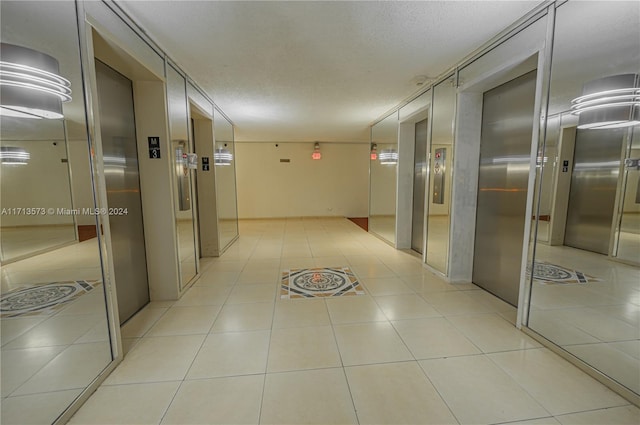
0,284,78,313
292,270,349,292
533,263,572,281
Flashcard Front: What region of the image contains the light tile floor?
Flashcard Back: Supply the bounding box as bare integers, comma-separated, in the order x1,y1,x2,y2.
69,218,639,424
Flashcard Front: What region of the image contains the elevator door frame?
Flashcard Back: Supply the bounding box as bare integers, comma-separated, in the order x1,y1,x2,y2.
95,59,150,324
472,70,538,307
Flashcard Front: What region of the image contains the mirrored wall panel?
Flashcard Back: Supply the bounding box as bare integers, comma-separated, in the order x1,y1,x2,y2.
213,109,239,250
0,1,113,424
527,1,640,397
370,112,399,245
167,63,198,287
426,77,455,274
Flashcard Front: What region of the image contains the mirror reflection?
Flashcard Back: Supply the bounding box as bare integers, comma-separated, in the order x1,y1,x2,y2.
0,1,113,424
528,1,639,396
370,112,399,244
213,109,239,250
167,64,198,287
426,77,455,274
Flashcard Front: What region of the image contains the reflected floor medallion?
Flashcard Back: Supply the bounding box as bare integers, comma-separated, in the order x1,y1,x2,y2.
531,262,601,285
0,280,101,318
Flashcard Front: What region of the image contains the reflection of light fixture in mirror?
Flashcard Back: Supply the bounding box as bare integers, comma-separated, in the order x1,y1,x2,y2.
379,148,398,165
312,142,321,160
214,147,233,166
536,155,548,168
370,143,378,160
0,146,30,165
0,43,72,119
571,74,639,129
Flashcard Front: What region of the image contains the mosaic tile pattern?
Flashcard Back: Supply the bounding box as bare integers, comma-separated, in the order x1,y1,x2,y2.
0,280,101,318
281,267,365,299
531,262,601,285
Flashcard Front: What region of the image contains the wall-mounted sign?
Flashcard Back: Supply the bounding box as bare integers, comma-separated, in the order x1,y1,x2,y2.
148,136,161,159
202,156,210,171
187,153,198,169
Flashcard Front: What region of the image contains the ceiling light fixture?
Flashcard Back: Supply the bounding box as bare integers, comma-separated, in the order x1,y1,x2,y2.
0,146,30,165
0,43,72,119
214,147,233,166
312,142,321,160
379,148,398,165
571,74,639,129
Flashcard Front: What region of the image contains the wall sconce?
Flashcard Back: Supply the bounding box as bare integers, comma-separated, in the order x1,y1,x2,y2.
370,143,378,160
0,43,72,119
0,146,30,165
312,142,321,160
571,73,639,129
214,147,233,166
379,148,398,165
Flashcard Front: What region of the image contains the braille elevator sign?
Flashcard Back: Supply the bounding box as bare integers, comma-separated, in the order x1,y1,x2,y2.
148,137,161,159
202,156,210,171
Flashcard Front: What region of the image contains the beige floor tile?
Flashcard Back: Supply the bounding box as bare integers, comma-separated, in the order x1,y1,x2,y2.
564,343,640,395
0,317,44,346
174,285,232,306
507,418,561,425
260,368,358,425
206,261,247,272
1,346,66,397
267,325,341,372
195,270,241,285
1,390,82,425
69,381,180,424
361,276,415,296
392,317,481,359
374,294,441,320
345,362,457,425
489,348,628,415
146,305,221,336
334,322,413,366
162,375,264,424
447,313,541,353
236,269,280,284
420,355,549,424
3,314,104,349
401,274,456,293
272,299,330,328
104,335,205,385
187,330,270,379
555,405,640,424
325,296,387,324
14,342,112,395
211,302,274,332
350,263,396,278
313,256,349,268
421,291,494,316
226,283,277,304
121,306,168,338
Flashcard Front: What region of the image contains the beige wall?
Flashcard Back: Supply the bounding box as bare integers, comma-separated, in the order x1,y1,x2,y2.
236,142,368,218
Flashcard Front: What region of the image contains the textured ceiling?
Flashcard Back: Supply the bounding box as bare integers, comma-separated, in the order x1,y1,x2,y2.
118,1,542,142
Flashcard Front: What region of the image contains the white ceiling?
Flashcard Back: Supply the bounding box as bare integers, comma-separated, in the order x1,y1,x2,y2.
118,0,543,142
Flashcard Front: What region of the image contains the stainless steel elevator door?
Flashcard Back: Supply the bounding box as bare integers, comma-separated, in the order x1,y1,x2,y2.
564,128,624,255
95,59,150,324
412,119,428,253
473,70,537,307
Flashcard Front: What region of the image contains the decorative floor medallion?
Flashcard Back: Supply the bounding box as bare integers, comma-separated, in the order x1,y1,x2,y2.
281,267,365,299
0,280,101,318
530,262,601,285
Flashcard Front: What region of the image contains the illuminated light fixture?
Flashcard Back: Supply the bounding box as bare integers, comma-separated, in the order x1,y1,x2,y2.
370,143,378,160
571,74,639,129
379,148,398,165
0,43,72,119
214,147,233,166
0,146,30,165
312,142,321,160
536,155,548,168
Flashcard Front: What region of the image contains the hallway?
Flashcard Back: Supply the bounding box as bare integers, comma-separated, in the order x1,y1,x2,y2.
66,218,636,425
